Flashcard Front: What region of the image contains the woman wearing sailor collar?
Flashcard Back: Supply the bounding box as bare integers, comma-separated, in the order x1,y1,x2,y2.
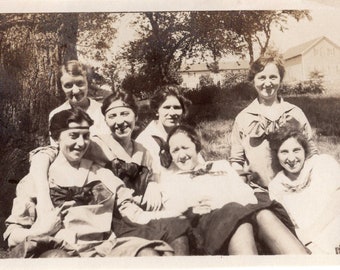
229,55,318,188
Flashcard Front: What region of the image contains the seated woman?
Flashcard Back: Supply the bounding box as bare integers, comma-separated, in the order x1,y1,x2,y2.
26,94,191,255
3,108,179,258
90,90,162,209
135,85,204,173
268,124,340,254
229,56,318,188
160,125,309,255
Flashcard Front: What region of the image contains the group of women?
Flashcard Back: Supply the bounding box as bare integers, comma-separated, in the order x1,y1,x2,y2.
3,56,340,257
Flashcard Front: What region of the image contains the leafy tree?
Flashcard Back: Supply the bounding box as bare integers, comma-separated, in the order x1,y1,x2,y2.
186,10,311,63
0,13,79,247
122,10,311,97
0,13,78,144
224,10,312,63
122,12,187,96
77,13,121,91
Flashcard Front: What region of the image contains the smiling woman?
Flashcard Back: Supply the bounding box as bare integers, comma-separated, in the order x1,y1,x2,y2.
4,107,176,257
276,136,307,180
48,60,111,145
229,55,318,188
159,124,308,255
136,85,192,173
51,113,92,167
268,124,340,254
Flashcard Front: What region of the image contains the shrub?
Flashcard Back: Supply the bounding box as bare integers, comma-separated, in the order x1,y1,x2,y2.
222,72,246,89
184,85,225,105
199,74,214,87
281,71,326,96
222,72,256,101
228,81,257,101
281,80,325,96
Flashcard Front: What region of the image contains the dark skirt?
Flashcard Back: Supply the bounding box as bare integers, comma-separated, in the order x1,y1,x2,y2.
112,216,191,244
186,192,296,255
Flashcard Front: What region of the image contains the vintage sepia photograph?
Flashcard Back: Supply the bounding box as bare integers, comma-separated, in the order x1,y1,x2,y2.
1,0,340,268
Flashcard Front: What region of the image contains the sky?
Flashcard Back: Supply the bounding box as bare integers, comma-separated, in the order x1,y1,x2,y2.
271,6,340,53
2,0,340,62
102,0,340,62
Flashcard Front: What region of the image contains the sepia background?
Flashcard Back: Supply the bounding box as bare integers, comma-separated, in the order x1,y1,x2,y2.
1,0,340,267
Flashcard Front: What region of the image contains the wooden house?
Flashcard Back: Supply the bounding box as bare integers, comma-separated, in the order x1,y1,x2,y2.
179,60,249,89
283,36,340,86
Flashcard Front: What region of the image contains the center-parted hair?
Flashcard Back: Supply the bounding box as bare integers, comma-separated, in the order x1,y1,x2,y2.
248,56,285,82
167,124,202,153
50,108,94,141
150,85,191,119
101,89,138,116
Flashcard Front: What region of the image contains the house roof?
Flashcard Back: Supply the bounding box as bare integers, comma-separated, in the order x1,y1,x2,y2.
180,60,249,72
283,36,340,60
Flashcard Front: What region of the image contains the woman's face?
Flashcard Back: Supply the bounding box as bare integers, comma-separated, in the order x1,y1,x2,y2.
105,100,136,141
60,73,88,106
253,62,281,103
58,120,91,164
277,137,306,180
168,132,199,171
158,95,183,129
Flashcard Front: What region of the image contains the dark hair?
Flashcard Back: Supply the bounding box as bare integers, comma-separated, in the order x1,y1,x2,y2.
57,60,89,91
248,56,285,82
167,124,202,153
50,108,94,141
101,90,138,116
268,123,310,170
150,85,191,119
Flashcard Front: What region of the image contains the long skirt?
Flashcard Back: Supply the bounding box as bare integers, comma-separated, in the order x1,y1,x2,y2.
186,192,296,255
111,216,191,244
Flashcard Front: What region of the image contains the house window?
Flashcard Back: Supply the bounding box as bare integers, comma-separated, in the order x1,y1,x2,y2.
328,48,334,56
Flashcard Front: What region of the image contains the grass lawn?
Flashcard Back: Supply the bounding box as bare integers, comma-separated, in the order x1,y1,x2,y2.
1,93,339,258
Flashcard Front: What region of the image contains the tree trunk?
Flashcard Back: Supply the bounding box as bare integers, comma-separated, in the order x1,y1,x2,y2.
0,13,78,248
